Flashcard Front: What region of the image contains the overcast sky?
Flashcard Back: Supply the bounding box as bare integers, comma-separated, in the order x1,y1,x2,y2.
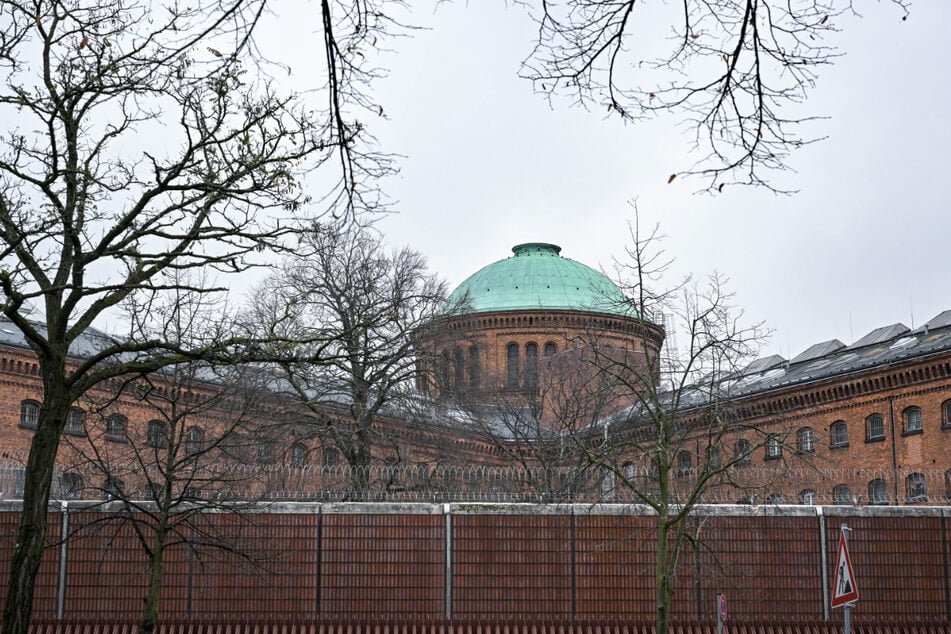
265,1,950,362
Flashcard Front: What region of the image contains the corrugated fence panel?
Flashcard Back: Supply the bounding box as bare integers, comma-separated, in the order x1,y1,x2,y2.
695,514,823,620
187,513,321,617
0,509,63,619
321,513,445,616
827,516,946,619
64,512,152,617
574,514,657,618
452,514,573,618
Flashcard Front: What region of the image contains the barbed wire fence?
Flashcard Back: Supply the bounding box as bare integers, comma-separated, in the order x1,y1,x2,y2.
1,457,949,506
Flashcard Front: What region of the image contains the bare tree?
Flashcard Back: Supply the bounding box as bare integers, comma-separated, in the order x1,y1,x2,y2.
253,223,447,497
61,286,287,634
520,0,909,192
0,1,347,629
554,210,779,631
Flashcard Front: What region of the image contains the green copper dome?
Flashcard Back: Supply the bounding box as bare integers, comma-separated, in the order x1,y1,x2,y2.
445,243,637,317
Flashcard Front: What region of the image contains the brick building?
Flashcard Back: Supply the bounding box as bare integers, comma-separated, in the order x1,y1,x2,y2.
1,242,951,506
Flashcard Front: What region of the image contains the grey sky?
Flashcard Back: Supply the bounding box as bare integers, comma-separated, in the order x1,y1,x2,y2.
265,2,949,362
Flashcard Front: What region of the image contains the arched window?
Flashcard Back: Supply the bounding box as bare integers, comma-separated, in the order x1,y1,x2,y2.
103,477,124,501
61,473,83,500
799,489,817,505
257,442,273,464
706,445,721,469
766,493,784,505
544,342,557,357
506,343,519,389
830,421,848,448
322,445,339,469
290,443,307,468
600,470,616,501
440,350,452,392
796,427,814,453
147,420,168,448
19,400,39,429
105,414,127,440
184,426,204,456
65,407,85,436
734,438,751,466
676,450,692,478
832,484,852,506
903,406,922,434
468,346,480,390
866,413,885,441
525,342,538,390
765,435,782,460
906,472,927,502
622,462,636,480
868,478,888,505
453,348,465,390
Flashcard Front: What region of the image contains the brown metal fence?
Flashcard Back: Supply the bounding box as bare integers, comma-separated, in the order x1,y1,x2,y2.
2,503,950,623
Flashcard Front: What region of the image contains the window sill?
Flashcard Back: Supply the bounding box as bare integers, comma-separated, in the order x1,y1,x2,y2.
105,435,128,443
830,443,849,450
865,435,885,444
796,449,815,455
18,423,37,431
902,428,923,437
764,454,783,462
64,430,86,437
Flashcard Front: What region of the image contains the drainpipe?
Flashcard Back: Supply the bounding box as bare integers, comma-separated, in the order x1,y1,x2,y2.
889,398,899,504
56,501,69,619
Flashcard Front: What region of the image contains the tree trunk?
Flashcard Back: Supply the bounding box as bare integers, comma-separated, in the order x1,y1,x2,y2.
655,516,671,634
2,393,69,634
141,519,169,634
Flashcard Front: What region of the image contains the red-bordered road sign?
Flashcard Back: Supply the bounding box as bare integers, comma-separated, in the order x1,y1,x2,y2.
831,531,858,608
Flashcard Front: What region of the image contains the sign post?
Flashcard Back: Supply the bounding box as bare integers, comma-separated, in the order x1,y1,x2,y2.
831,524,858,634
716,593,727,634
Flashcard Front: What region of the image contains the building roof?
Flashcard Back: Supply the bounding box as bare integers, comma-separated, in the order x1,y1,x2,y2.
444,243,638,318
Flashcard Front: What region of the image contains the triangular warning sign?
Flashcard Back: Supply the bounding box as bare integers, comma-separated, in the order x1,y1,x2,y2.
831,531,858,608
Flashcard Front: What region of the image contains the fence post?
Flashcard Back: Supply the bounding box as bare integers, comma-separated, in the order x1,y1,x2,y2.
818,506,829,621
444,503,453,620
56,501,69,619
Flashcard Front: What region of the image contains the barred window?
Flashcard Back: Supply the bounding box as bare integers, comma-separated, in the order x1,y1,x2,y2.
544,342,557,357
147,420,168,448
676,450,692,478
796,427,814,453
866,414,885,441
944,401,951,429
765,435,782,460
830,421,849,448
65,407,85,436
869,478,888,505
734,439,751,466
833,484,852,506
906,473,926,502
904,407,922,434
105,414,127,440
290,443,307,468
799,489,817,505
184,426,204,456
19,400,39,429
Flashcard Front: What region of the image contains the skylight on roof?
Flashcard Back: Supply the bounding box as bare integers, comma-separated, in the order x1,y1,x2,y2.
889,336,918,351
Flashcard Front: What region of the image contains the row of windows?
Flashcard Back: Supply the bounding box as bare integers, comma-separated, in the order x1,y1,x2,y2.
20,401,130,439
506,341,557,390
755,402,951,461
797,473,934,506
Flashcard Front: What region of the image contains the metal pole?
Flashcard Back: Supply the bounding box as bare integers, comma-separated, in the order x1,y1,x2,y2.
842,523,852,634
56,501,69,620
716,593,724,634
818,507,829,620
444,503,453,620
